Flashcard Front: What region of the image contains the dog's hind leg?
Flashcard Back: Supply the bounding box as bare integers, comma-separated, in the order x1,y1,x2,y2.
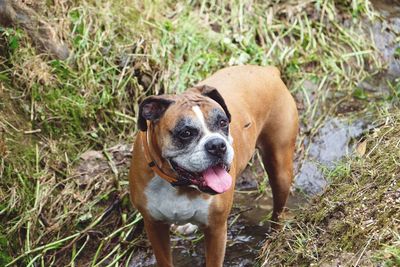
258,141,295,229
257,106,298,229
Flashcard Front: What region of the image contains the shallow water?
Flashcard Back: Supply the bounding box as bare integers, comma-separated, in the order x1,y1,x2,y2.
295,118,367,194
169,189,305,267
362,0,400,88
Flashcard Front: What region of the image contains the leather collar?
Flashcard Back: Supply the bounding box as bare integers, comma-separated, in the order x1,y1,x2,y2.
141,124,178,183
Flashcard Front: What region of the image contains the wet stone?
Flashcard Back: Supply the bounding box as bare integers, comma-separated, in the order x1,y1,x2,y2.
129,250,156,267
371,19,400,77
295,117,366,194
308,118,365,166
295,161,327,195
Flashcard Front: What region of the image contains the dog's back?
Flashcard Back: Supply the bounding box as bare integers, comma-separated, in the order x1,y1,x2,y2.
198,65,297,176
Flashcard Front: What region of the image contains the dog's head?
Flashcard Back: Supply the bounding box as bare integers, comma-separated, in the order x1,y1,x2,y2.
138,85,234,194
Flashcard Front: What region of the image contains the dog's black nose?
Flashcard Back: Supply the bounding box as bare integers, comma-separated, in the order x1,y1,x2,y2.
205,138,227,157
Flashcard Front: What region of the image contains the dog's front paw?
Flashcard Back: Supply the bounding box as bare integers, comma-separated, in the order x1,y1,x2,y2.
172,223,198,235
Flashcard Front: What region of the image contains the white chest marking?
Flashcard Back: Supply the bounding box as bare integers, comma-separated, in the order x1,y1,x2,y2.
145,176,211,225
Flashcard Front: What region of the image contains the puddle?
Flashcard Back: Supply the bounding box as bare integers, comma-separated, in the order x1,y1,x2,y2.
128,164,306,267
169,188,306,267
295,118,367,194
359,0,400,94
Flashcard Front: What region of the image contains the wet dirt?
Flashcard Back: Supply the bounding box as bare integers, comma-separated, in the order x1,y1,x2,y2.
359,0,400,94
371,0,400,19
165,172,307,267
129,181,306,267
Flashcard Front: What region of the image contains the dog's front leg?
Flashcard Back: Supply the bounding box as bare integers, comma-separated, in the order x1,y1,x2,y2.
143,218,172,267
204,221,228,267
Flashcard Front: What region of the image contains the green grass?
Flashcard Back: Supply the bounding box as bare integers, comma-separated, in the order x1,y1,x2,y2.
0,0,396,266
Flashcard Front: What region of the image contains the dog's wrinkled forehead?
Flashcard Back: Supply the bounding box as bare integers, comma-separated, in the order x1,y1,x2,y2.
162,94,228,133
138,85,230,134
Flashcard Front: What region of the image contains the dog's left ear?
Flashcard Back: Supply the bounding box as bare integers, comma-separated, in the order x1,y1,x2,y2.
195,85,231,122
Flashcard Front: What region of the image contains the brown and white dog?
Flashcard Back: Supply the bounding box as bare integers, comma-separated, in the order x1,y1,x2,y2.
128,65,298,266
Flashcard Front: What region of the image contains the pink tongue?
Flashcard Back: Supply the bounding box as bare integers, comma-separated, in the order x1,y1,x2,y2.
202,166,232,194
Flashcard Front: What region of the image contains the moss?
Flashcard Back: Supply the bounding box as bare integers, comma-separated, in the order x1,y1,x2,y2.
0,234,12,265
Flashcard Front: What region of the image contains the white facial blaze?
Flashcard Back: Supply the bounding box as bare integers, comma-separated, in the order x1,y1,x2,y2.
192,105,210,135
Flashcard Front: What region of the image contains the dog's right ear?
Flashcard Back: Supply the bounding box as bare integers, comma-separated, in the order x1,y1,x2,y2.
194,85,231,122
138,96,175,131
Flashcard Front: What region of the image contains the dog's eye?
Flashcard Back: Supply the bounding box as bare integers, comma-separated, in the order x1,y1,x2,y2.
219,119,228,128
179,129,195,139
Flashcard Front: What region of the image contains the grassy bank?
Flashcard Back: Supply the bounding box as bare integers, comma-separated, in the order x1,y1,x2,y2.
0,0,394,265
262,110,400,266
